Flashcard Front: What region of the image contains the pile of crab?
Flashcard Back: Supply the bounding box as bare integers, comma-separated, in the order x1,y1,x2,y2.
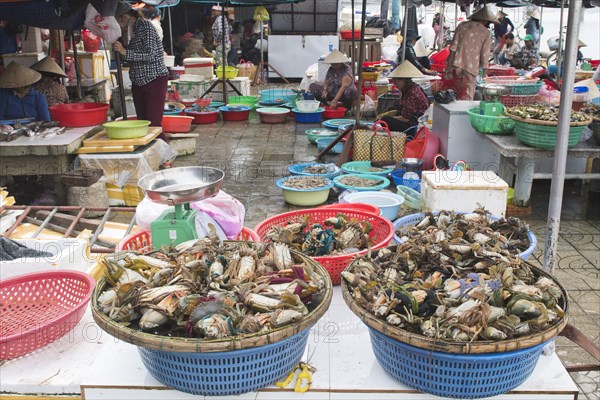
96,236,328,339
264,214,373,257
343,210,566,343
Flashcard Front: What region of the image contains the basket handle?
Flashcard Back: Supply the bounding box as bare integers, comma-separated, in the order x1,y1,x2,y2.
371,120,392,137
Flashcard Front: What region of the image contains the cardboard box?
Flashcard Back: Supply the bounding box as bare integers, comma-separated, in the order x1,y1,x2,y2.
421,170,509,217
1,52,45,67
66,51,110,80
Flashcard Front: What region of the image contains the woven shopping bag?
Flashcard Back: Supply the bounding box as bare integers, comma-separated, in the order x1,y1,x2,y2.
236,59,257,80
353,120,406,162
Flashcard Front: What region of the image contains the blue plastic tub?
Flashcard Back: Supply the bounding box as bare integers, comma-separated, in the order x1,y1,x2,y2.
315,137,343,154
288,162,341,178
294,108,324,123
369,328,549,399
392,212,537,260
333,174,391,191
391,170,421,192
138,329,310,396
259,89,296,103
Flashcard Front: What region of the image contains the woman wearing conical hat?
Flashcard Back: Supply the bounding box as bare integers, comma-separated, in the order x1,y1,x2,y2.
524,9,541,47
379,61,429,135
445,6,498,101
309,49,357,110
31,57,69,107
0,62,50,121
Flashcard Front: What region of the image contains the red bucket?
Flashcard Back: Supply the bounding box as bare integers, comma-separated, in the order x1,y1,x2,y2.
162,115,194,133
49,102,109,127
185,109,219,124
322,106,346,120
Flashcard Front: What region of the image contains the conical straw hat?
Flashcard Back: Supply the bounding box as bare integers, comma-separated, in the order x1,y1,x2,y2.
31,57,67,77
527,9,540,19
388,61,424,79
578,39,587,47
469,6,499,24
323,49,350,64
0,62,42,89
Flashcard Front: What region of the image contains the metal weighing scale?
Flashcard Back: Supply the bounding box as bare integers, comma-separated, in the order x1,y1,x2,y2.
478,83,511,116
138,166,225,249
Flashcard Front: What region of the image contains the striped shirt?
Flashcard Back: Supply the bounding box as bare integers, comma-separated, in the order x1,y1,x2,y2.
124,18,168,86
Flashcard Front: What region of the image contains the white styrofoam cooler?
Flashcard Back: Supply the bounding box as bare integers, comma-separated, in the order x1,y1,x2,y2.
1,239,93,280
421,170,509,216
183,57,214,80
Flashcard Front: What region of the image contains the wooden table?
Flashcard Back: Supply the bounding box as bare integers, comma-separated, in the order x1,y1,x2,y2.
476,133,600,206
0,126,101,201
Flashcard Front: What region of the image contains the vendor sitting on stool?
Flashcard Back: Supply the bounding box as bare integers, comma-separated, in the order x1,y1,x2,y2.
379,61,429,136
309,49,357,110
0,62,50,122
30,56,69,107
511,35,539,69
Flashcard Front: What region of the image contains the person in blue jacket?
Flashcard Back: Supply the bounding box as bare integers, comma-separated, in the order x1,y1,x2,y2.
0,62,50,122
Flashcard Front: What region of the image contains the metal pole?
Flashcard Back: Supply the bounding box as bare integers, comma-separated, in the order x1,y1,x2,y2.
355,0,368,123
168,6,174,55
557,0,565,77
351,0,355,77
544,0,584,274
222,7,227,103
115,51,127,120
438,2,446,51
401,1,409,62
71,31,82,100
260,22,265,82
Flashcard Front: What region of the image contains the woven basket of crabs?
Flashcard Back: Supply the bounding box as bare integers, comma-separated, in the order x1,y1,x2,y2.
254,208,395,285
91,239,332,396
341,212,569,399
505,105,592,150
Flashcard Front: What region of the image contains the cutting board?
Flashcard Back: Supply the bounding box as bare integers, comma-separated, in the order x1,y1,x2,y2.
77,145,136,154
81,127,162,147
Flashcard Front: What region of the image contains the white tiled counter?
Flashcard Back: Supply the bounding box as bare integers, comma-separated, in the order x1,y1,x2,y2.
0,288,579,400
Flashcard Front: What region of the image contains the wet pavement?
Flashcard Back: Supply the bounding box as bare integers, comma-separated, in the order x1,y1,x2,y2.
176,114,599,399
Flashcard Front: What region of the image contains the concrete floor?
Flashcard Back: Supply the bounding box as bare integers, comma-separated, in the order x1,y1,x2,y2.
175,114,599,399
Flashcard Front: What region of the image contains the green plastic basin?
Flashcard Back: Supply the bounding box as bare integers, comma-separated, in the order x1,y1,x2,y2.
103,120,151,139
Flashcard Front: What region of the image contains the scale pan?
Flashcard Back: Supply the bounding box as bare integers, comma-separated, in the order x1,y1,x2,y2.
138,166,225,205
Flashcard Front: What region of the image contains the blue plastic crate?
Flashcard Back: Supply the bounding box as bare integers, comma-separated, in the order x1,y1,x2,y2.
137,329,310,396
392,212,537,260
369,328,548,399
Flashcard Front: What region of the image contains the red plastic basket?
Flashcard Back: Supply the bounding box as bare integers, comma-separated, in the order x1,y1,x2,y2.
254,209,395,285
0,271,95,360
486,65,516,77
340,30,361,40
431,78,458,93
322,106,347,120
497,94,539,107
117,227,261,253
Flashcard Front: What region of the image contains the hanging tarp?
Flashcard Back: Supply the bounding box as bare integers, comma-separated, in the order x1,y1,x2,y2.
181,0,304,5
0,0,122,30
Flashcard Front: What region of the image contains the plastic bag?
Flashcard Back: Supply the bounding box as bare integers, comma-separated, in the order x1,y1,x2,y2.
190,191,246,239
83,4,121,44
360,95,376,115
135,190,245,239
253,6,270,21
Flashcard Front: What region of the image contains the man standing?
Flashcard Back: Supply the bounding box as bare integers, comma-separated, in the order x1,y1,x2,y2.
493,11,514,55
212,6,231,68
445,7,497,100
